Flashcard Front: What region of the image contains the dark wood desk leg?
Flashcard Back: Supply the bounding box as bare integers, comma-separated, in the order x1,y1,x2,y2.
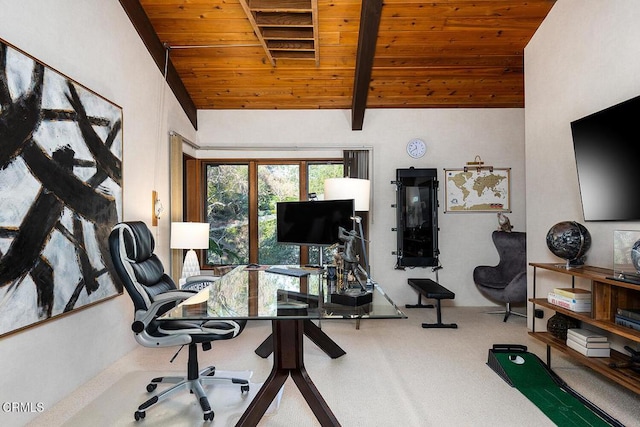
255,319,346,359
254,334,273,358
303,320,346,359
237,320,341,427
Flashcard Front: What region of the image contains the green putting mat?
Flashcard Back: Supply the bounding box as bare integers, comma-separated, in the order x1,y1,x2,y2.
488,345,622,427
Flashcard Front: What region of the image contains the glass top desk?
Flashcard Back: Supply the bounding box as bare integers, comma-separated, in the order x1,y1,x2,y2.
160,265,406,427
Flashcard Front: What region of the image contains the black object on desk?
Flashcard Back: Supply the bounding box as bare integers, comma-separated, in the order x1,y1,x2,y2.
330,290,373,306
407,278,457,329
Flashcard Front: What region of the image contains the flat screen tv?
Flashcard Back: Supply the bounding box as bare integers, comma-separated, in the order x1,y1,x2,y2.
276,199,354,246
570,94,640,221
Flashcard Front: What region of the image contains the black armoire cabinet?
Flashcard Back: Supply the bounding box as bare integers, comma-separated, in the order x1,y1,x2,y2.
394,168,439,268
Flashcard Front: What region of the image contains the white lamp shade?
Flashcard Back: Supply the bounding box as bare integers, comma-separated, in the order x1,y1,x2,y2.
324,177,370,211
170,222,210,249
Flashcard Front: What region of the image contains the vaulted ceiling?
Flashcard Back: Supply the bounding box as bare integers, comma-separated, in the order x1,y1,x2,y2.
120,0,556,130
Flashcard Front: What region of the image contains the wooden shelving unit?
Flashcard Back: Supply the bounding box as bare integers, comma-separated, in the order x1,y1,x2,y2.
239,0,319,65
529,262,640,394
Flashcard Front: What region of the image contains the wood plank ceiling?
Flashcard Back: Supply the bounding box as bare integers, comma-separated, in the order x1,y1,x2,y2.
127,0,556,130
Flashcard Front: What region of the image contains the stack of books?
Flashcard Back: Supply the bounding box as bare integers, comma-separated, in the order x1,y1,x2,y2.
615,308,640,331
566,328,610,357
547,287,592,312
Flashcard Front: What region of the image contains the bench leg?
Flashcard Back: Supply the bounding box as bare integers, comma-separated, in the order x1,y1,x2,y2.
422,299,457,329
405,293,434,309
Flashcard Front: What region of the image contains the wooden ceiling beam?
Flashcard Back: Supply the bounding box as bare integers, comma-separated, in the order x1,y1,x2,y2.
119,0,198,129
351,0,383,131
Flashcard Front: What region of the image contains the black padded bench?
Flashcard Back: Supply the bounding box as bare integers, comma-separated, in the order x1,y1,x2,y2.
406,278,457,329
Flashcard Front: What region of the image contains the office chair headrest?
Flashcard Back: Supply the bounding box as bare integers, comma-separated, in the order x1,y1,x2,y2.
121,221,155,263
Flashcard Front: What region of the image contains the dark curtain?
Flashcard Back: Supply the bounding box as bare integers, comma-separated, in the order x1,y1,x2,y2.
343,149,371,274
343,150,369,179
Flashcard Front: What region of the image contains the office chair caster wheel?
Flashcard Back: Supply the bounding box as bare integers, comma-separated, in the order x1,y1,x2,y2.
134,410,146,421
146,383,157,392
203,411,214,421
241,384,250,393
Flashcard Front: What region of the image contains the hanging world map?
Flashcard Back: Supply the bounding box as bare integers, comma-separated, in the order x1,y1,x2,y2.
445,168,510,212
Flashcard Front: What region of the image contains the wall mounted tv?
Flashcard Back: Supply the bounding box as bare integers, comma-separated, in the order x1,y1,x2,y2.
570,94,640,221
276,199,354,246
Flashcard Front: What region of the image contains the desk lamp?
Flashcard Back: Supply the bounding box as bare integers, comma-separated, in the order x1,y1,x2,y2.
170,222,210,281
324,177,371,282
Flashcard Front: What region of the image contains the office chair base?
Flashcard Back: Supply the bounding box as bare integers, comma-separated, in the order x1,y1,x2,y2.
136,373,249,422
486,303,527,322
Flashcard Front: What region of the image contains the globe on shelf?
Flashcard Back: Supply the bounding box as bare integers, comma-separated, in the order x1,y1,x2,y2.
631,240,640,273
546,221,592,269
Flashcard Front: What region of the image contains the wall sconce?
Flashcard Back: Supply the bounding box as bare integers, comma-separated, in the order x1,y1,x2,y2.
152,191,163,226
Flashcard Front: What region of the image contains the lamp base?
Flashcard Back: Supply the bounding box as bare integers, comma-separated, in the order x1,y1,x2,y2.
181,249,201,279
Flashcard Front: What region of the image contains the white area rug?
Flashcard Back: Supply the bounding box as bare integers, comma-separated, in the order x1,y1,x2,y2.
65,370,281,426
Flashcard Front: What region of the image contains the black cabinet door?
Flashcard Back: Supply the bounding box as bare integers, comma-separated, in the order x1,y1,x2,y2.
396,168,439,268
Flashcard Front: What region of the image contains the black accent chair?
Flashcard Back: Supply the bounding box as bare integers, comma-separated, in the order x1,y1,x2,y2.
108,221,249,422
473,230,527,322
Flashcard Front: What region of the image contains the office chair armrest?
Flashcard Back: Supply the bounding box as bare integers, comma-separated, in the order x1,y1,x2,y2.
133,290,198,329
186,274,220,283
183,275,220,291
153,289,197,303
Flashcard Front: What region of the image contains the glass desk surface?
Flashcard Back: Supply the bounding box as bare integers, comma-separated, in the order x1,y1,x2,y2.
160,265,406,321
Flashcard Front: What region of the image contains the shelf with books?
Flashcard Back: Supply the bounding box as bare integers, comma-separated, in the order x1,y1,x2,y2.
529,262,640,395
615,310,640,332
566,328,610,357
531,298,640,341
547,291,592,312
527,331,640,394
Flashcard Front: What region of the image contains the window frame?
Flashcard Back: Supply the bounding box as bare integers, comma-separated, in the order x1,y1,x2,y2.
184,157,344,269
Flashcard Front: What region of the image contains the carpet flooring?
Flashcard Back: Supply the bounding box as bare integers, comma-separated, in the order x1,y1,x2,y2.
26,307,640,427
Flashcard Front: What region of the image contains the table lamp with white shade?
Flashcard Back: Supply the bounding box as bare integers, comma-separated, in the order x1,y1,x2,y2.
170,222,210,281
324,177,371,282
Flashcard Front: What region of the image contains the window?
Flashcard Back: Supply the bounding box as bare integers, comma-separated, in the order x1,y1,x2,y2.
205,164,249,265
257,164,300,265
202,159,344,266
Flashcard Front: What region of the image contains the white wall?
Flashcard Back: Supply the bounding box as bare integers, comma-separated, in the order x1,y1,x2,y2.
197,108,526,306
0,1,195,425
525,0,640,329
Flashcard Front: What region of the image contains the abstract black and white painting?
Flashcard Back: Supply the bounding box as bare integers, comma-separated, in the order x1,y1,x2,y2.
0,39,123,337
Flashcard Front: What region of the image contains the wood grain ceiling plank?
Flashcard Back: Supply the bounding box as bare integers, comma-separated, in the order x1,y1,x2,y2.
380,2,555,18
152,32,261,44
200,100,353,109
368,101,524,108
368,85,525,96
171,43,356,60
255,13,313,27
375,29,537,41
142,4,246,21
371,68,523,78
375,43,524,56
190,88,354,99
249,0,313,12
372,55,523,68
149,18,255,34
443,17,553,30
181,73,355,85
